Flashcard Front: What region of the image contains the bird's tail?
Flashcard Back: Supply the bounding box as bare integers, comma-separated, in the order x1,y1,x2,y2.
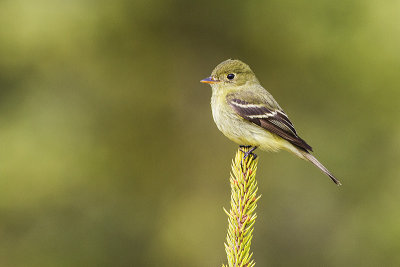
300,151,341,186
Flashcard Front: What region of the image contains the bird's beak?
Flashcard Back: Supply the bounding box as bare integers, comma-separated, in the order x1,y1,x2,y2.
200,76,220,84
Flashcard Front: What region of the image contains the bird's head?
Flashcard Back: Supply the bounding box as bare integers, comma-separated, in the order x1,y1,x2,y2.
200,59,258,88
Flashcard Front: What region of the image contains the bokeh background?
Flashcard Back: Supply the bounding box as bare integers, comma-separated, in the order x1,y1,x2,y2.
1,0,399,266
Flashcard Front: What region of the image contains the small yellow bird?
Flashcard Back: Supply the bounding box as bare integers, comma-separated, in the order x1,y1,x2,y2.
201,59,341,185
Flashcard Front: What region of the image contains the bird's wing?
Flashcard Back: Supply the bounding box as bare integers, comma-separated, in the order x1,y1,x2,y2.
227,92,313,151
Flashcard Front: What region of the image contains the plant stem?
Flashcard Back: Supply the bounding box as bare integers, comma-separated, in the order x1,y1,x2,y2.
223,147,261,267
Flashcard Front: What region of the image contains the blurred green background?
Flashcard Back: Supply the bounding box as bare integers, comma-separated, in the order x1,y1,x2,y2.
1,0,399,266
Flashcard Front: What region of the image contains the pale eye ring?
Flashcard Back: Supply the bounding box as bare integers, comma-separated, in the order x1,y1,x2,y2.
227,73,235,80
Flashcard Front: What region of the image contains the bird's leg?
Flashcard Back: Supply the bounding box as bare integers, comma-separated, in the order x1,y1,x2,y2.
239,145,252,153
240,146,258,168
243,146,258,161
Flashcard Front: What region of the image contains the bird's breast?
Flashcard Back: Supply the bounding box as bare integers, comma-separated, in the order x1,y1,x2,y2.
211,92,254,145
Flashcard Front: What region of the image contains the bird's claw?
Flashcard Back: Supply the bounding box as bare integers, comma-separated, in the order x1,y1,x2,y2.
239,145,252,153
240,146,258,169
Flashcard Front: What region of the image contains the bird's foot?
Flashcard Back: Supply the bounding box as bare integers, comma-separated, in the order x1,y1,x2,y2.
239,145,252,153
243,146,258,160
240,146,258,168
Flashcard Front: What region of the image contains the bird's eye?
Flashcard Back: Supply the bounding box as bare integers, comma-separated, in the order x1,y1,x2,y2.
227,73,235,80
